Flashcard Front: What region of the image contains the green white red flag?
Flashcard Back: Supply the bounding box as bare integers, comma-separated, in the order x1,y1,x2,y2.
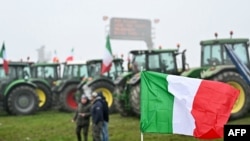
140,71,239,139
101,35,113,74
0,42,9,75
66,48,74,62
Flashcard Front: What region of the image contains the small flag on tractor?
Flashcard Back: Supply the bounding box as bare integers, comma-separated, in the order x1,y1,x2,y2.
66,48,74,62
0,42,9,75
53,50,59,63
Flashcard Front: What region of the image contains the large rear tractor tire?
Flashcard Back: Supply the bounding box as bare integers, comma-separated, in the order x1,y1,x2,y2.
130,83,140,118
90,81,115,113
35,83,52,111
59,84,78,112
211,71,250,120
114,86,132,116
7,86,39,115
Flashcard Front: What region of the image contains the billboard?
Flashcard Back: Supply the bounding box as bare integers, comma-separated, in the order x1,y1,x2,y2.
110,18,151,41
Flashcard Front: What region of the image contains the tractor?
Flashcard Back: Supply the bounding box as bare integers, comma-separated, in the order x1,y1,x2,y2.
53,58,124,113
113,47,187,117
81,58,124,113
181,32,250,120
29,62,61,110
52,60,88,112
0,61,39,115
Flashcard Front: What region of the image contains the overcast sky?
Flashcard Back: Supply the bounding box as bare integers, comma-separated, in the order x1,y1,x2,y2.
1,0,250,67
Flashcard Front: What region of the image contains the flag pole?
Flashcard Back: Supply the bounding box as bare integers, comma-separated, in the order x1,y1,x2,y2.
141,132,144,141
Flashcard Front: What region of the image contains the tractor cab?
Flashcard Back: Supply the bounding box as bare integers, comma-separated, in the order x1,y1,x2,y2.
0,61,32,83
30,62,61,85
86,58,124,80
201,38,250,68
129,48,185,75
62,61,88,80
195,31,250,72
103,58,124,80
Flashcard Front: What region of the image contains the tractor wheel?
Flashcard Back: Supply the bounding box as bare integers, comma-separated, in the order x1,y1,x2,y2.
59,84,78,112
211,71,250,120
114,86,132,116
130,83,140,118
90,81,115,113
35,83,52,111
7,86,39,115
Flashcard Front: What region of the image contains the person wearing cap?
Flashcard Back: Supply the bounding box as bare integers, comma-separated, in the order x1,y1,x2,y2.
72,94,92,141
91,92,104,141
98,92,109,141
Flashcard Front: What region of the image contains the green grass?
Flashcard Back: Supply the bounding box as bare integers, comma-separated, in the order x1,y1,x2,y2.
0,110,250,141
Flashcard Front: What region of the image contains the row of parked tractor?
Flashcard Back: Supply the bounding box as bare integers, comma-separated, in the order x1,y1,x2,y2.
103,33,250,121
1,32,250,120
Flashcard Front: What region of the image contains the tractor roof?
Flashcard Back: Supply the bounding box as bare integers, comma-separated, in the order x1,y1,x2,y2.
0,61,33,67
129,48,178,55
86,58,123,64
86,59,102,64
64,60,87,65
200,38,249,45
31,62,60,67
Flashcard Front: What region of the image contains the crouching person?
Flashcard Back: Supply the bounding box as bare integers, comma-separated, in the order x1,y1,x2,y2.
72,95,91,141
91,92,104,141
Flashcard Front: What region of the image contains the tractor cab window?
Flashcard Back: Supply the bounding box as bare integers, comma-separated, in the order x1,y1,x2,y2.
71,65,87,78
148,54,160,71
160,52,176,72
23,66,30,79
62,65,73,79
108,60,123,80
79,65,88,78
87,62,102,78
35,66,58,79
132,54,146,72
226,43,249,65
202,44,222,66
0,66,16,80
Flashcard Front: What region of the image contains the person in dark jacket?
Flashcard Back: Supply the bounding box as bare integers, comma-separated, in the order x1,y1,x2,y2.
91,92,104,141
72,95,91,141
97,92,109,141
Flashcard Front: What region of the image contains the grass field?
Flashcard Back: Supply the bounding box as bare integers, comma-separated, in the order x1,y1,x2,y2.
0,110,250,141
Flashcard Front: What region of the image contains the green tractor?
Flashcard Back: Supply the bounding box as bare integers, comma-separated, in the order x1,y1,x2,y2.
29,62,61,110
0,62,39,115
82,58,124,113
181,33,250,120
53,58,124,113
114,48,187,117
52,60,88,112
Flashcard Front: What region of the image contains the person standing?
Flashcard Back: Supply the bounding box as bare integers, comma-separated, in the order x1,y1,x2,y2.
91,92,104,141
72,95,91,141
98,92,109,141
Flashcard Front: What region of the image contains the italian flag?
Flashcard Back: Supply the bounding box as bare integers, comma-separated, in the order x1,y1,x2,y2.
140,71,239,139
66,48,74,62
53,50,59,63
101,35,113,74
0,43,9,75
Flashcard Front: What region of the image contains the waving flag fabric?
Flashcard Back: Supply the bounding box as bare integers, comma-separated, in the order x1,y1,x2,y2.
101,35,113,74
140,71,239,139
